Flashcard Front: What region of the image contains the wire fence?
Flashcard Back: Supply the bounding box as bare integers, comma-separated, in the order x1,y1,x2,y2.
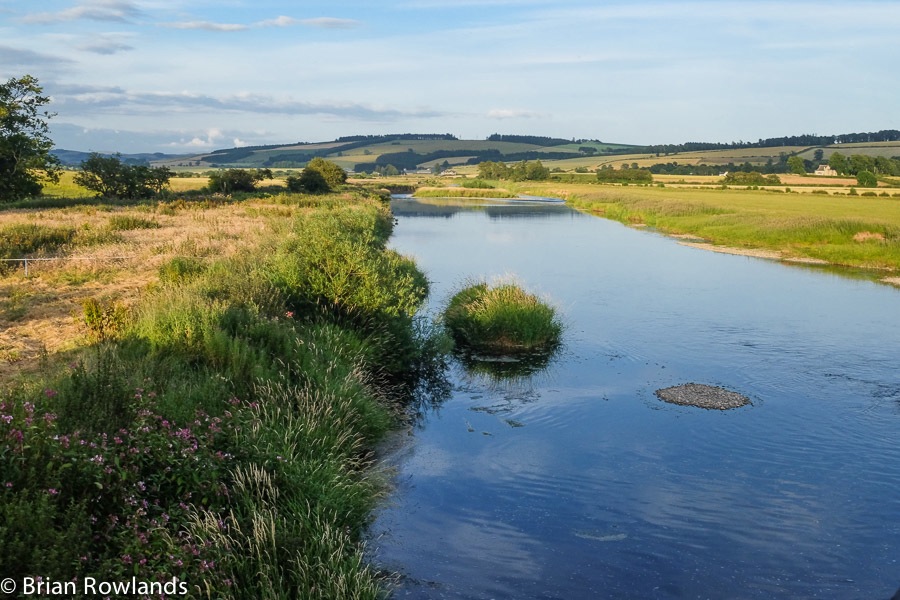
0,256,134,277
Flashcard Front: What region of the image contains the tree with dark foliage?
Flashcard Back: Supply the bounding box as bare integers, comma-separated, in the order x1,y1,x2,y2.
0,75,61,201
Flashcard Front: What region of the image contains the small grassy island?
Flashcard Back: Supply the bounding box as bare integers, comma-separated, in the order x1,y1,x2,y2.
412,179,518,199
443,281,563,355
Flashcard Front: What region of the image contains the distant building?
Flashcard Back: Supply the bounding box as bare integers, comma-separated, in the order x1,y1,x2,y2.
815,165,838,177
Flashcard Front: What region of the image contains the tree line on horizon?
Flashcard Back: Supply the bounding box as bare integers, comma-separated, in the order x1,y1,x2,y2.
638,130,900,156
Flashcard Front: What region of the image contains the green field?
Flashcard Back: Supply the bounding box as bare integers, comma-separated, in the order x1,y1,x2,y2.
147,136,900,180
516,181,900,278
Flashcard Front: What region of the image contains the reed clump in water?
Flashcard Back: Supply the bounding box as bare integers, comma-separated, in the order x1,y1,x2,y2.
443,280,562,354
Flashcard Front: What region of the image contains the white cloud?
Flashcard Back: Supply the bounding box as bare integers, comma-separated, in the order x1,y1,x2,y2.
256,15,299,27
299,17,360,29
164,15,359,31
22,0,141,24
77,35,135,54
48,84,448,121
163,20,247,32
488,108,544,120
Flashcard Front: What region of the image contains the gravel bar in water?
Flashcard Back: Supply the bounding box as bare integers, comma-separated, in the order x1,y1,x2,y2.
655,383,751,410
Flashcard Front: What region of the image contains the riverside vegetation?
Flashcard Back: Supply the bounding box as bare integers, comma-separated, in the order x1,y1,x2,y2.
0,187,446,598
504,181,900,278
443,281,563,355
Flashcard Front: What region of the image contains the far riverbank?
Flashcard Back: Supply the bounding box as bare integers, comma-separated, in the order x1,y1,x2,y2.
514,181,900,285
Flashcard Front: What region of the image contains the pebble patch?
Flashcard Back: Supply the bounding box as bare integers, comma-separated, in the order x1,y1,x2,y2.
655,383,750,410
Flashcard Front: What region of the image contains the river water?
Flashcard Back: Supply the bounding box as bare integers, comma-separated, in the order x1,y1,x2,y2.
371,197,900,600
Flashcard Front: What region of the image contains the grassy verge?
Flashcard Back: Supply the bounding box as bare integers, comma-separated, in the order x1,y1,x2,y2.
413,187,517,199
1,190,441,597
518,181,900,273
443,280,562,354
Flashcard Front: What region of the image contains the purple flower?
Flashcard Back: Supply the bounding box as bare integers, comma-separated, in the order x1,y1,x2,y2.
44,388,58,398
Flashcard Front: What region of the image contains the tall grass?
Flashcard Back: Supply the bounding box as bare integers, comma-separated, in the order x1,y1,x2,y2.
0,189,443,597
444,280,563,354
0,223,76,273
106,214,160,231
414,187,517,199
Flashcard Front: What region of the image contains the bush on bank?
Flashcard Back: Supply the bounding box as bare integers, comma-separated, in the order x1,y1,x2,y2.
0,191,437,598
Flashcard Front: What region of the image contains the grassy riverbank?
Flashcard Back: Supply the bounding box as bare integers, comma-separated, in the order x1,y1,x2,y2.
1,189,436,597
413,187,517,199
515,181,900,276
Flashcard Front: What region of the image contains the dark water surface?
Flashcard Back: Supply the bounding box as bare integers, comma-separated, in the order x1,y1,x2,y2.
371,198,900,600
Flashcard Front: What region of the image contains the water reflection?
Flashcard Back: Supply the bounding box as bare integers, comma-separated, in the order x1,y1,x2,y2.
454,344,561,383
373,197,900,600
390,195,573,221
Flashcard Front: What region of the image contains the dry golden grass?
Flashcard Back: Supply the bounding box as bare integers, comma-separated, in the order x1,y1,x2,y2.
167,176,209,192
0,199,295,383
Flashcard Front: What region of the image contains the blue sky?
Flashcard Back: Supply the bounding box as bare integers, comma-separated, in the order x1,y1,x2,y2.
2,0,898,153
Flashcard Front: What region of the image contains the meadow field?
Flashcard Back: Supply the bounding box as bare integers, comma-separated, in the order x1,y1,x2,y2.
512,181,900,281
1,186,440,597
151,136,900,179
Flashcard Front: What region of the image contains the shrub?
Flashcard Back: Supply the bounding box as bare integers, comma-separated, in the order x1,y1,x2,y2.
207,169,273,194
286,169,330,194
460,179,495,189
856,170,878,187
74,153,172,199
723,171,781,186
596,168,653,184
82,297,130,342
443,280,562,354
304,157,347,188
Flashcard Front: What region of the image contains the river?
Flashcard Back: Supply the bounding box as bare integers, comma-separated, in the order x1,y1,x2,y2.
371,197,900,599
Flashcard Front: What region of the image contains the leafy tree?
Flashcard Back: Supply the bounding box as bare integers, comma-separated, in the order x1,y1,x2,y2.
873,156,900,176
723,171,781,186
856,170,878,188
0,75,61,201
848,154,875,176
207,168,272,194
787,156,806,175
477,161,509,180
304,157,346,188
597,168,653,184
509,160,550,181
370,164,400,176
74,153,172,198
828,152,848,175
286,169,329,194
813,148,825,162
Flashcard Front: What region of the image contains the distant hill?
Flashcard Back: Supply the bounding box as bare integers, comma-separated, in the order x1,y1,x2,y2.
52,149,187,167
55,129,900,174
146,133,638,172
